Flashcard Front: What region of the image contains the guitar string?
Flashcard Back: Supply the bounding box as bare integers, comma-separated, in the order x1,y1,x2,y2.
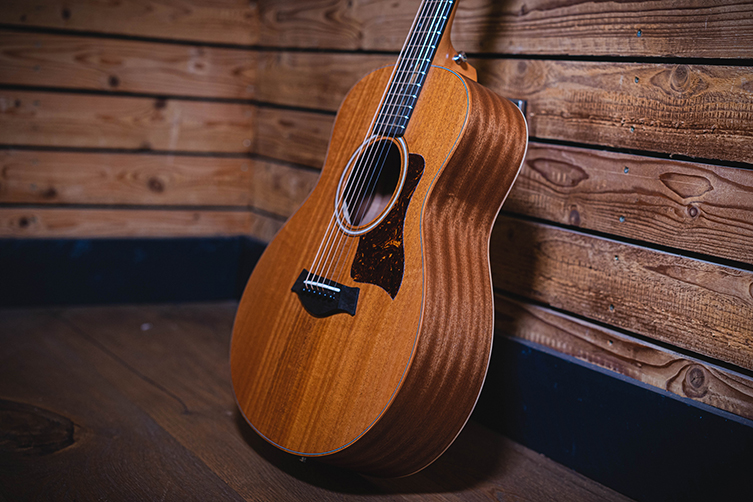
314,0,451,292
324,0,453,287
307,0,434,288
303,0,429,291
316,0,449,288
308,0,453,293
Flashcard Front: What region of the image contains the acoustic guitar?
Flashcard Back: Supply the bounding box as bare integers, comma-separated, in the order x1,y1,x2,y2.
231,0,528,477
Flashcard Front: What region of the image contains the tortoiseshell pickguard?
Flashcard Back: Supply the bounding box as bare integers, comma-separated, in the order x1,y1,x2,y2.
351,153,424,299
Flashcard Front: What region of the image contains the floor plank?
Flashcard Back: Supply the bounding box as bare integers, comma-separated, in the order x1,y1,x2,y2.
0,303,632,501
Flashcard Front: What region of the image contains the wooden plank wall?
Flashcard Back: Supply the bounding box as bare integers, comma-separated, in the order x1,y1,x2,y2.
2,0,753,427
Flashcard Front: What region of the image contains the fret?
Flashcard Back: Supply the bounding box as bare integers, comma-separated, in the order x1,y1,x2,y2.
374,0,456,137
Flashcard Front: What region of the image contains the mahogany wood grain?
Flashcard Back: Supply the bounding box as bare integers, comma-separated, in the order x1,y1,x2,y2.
490,216,753,371
0,0,258,45
250,55,753,165
0,207,281,240
0,303,631,501
0,30,256,99
0,90,254,153
504,143,753,266
256,0,753,58
0,150,317,217
495,295,753,421
231,62,526,476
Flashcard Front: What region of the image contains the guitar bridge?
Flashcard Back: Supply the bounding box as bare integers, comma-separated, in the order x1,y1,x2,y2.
292,269,359,317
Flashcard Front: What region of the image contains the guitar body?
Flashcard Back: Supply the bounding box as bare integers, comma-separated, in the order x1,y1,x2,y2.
231,60,527,477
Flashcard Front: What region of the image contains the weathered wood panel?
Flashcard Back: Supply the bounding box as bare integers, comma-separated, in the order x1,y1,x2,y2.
0,207,282,240
256,51,391,110
0,150,318,217
480,60,753,164
255,107,333,168
495,295,753,421
0,0,258,45
0,30,256,99
490,216,753,371
250,56,753,165
505,144,753,266
0,91,254,153
255,0,753,58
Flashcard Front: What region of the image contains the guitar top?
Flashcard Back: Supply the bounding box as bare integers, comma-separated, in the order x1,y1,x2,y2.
230,0,528,477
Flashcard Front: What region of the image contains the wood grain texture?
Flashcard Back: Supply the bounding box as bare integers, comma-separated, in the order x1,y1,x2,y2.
0,303,632,501
0,90,254,153
256,51,392,110
250,57,753,164
504,143,753,266
495,295,753,421
479,60,753,164
329,73,528,476
0,150,317,216
490,216,753,371
0,308,247,501
254,106,333,168
255,0,753,57
0,0,258,45
0,207,281,240
231,62,527,476
0,30,256,99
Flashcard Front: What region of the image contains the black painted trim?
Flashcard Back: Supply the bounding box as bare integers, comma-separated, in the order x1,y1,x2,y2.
0,237,264,307
474,336,753,502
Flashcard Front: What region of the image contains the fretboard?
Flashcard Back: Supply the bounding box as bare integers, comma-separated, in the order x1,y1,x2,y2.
373,0,456,137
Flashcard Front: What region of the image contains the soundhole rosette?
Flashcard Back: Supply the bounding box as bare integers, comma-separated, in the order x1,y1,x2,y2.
335,135,408,236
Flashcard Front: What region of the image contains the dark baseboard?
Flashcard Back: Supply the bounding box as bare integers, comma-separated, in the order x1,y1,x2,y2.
0,237,264,307
474,336,753,502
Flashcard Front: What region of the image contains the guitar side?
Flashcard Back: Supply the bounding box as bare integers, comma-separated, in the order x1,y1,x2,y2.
230,63,527,477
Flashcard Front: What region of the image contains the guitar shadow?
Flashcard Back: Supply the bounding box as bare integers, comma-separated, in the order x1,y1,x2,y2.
234,410,507,495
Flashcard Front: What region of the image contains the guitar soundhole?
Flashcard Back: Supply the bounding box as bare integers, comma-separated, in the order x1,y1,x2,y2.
340,138,403,231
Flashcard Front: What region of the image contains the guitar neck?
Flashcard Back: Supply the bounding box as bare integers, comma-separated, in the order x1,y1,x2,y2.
374,0,458,137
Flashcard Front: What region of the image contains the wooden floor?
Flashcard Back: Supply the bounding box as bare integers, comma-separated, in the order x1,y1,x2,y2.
0,302,632,501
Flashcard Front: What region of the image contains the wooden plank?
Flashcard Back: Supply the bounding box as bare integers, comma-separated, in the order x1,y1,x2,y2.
494,295,753,421
0,0,258,45
249,56,753,165
504,143,753,266
46,303,630,502
0,90,254,153
480,60,753,164
0,310,248,501
255,0,753,58
0,150,318,217
255,106,333,169
490,216,753,371
256,51,391,110
0,30,256,99
0,207,282,240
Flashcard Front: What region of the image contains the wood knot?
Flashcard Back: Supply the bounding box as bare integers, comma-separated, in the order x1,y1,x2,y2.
568,208,581,226
688,205,699,218
108,75,120,88
153,98,167,110
0,399,75,456
42,187,57,199
148,177,165,193
61,7,71,20
671,65,690,89
682,365,709,398
18,216,30,228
